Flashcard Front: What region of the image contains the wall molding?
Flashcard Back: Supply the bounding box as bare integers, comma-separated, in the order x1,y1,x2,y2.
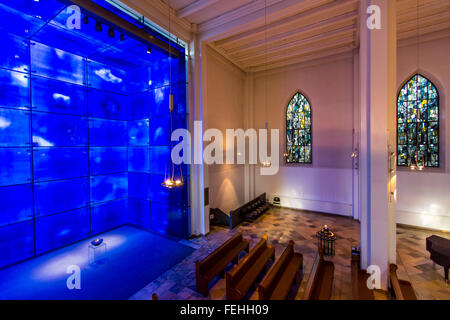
397,210,450,232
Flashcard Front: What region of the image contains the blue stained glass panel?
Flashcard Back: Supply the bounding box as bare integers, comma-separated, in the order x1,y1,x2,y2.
129,91,150,120
0,184,33,227
0,108,30,147
32,112,88,147
0,3,45,38
35,207,90,254
0,0,66,23
90,147,127,175
31,42,85,85
89,118,127,147
0,31,29,73
149,116,170,146
128,119,149,146
88,88,127,120
151,202,188,239
87,60,127,93
128,147,150,173
150,86,169,117
150,174,187,206
90,173,128,204
31,76,87,115
0,220,34,268
126,66,149,94
0,148,31,186
91,199,127,234
128,198,151,230
34,177,89,218
128,172,150,200
33,147,89,181
149,146,170,175
0,68,30,110
148,58,170,89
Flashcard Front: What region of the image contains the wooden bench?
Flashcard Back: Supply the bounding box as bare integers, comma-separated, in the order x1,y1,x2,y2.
258,240,303,300
351,252,375,300
195,232,250,296
426,235,450,281
226,235,275,300
303,249,334,300
389,264,417,300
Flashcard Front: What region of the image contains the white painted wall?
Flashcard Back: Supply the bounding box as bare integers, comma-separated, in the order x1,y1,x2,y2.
396,35,450,232
205,47,246,213
252,55,355,217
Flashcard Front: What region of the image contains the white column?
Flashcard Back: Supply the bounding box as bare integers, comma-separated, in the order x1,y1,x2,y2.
359,0,397,289
244,72,256,202
189,29,209,236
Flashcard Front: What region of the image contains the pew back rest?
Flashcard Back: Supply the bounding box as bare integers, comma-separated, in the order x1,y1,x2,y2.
228,236,269,286
303,251,324,300
197,233,243,273
351,254,360,299
259,240,295,297
389,264,405,300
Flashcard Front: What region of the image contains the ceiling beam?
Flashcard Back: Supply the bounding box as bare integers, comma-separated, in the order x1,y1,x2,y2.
177,0,221,18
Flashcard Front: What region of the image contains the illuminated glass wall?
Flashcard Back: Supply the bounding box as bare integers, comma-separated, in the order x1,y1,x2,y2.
0,0,189,269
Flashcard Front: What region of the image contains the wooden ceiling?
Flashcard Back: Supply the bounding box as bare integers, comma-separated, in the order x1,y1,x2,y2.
123,0,450,72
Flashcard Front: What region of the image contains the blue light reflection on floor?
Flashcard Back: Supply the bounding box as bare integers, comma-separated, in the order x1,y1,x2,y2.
0,225,194,300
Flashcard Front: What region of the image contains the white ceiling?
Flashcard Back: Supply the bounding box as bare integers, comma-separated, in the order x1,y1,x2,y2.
123,0,450,72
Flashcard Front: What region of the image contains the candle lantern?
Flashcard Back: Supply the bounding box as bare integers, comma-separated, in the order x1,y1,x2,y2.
316,225,337,256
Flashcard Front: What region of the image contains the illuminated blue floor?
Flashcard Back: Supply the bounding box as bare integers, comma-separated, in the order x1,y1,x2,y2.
0,225,194,300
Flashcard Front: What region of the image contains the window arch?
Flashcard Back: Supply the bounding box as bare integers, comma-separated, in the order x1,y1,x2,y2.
397,74,439,167
286,92,312,163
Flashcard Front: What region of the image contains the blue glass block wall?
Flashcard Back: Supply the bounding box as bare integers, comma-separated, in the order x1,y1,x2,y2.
0,0,189,269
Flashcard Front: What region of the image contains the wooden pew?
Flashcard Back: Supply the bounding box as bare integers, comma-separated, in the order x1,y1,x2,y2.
303,249,334,300
389,264,417,300
195,232,250,296
351,252,375,300
226,235,275,300
258,240,303,300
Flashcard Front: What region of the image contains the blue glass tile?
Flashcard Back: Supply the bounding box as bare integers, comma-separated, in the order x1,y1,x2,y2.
128,198,151,230
0,148,31,186
91,199,127,234
113,37,165,67
149,116,170,146
90,147,127,175
149,146,170,175
0,184,33,227
89,118,127,147
150,174,187,206
128,119,149,146
34,177,89,218
150,86,170,117
126,65,149,94
129,91,150,120
0,31,29,73
33,147,89,181
128,172,150,200
35,208,90,254
148,58,170,88
88,88,127,120
128,147,150,173
31,76,87,116
151,202,188,238
0,68,30,110
90,173,128,204
0,108,30,147
87,60,127,93
32,112,88,147
0,3,46,38
0,0,66,23
0,220,34,268
31,42,85,85
88,46,140,71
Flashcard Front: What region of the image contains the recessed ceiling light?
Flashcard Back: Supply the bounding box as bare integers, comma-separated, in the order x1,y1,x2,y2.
147,47,152,54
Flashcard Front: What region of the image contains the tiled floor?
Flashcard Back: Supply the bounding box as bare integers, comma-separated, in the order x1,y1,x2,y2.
130,207,450,300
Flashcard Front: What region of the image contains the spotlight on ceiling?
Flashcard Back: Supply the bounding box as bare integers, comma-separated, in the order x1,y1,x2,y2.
147,47,152,54
108,28,115,38
83,16,89,25
95,21,102,32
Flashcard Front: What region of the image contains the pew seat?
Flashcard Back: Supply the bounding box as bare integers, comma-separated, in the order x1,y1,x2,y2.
196,232,250,296
351,252,375,300
226,235,275,300
303,249,334,300
259,240,303,300
389,264,417,300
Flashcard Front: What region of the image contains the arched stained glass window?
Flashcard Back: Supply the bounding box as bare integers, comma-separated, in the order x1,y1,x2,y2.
286,92,312,163
397,74,439,167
